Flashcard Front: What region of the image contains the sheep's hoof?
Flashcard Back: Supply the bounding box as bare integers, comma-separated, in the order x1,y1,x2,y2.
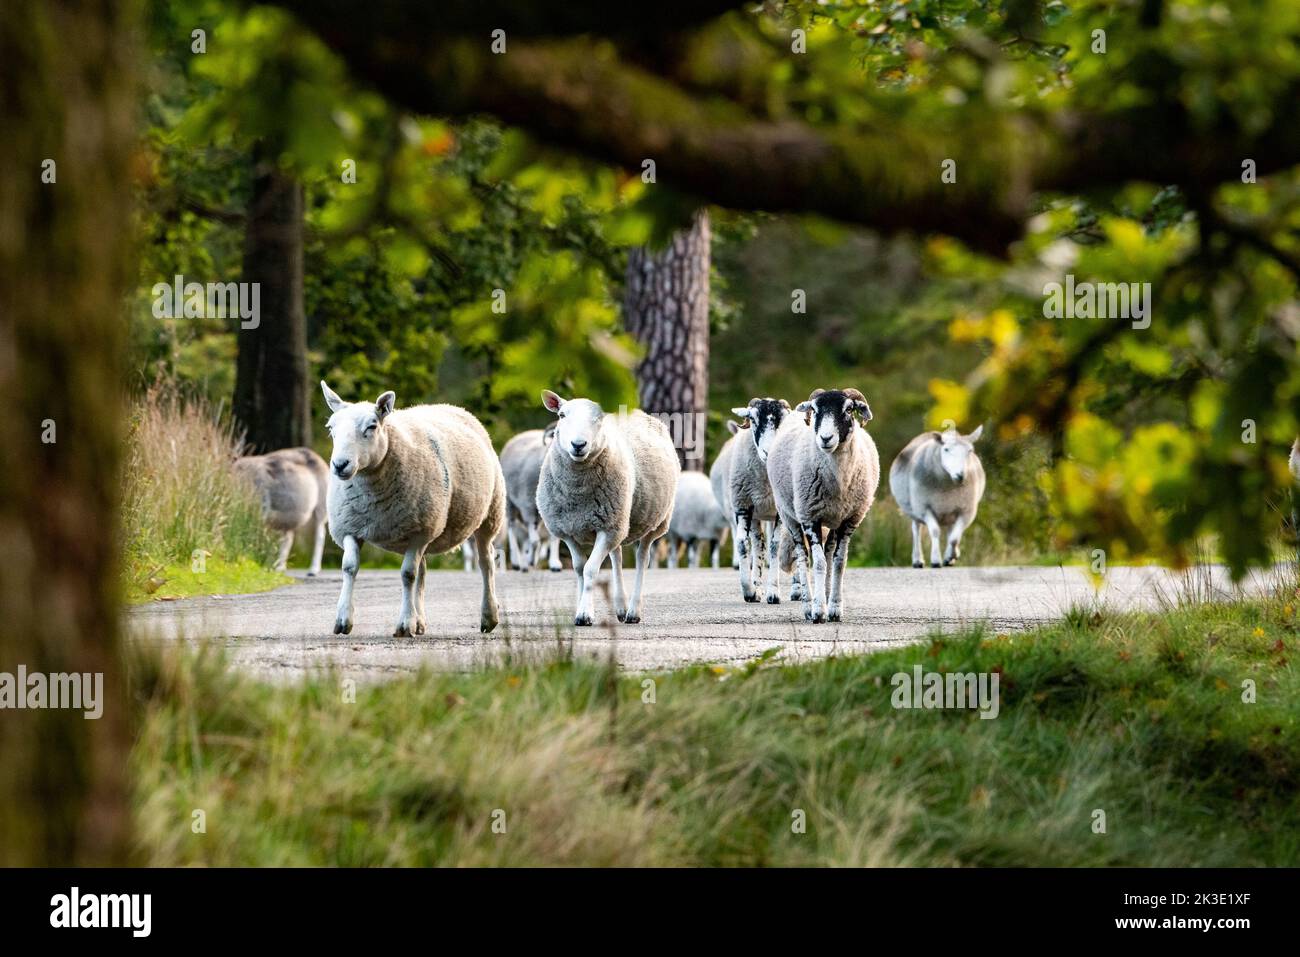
743,592,760,603
549,565,564,573
480,618,498,634
622,613,641,624
306,570,318,578
394,624,412,637
415,621,426,635
802,606,815,622
765,593,781,604
828,605,842,622
333,619,352,635
930,562,941,568
574,612,593,627
943,557,956,567
912,562,924,569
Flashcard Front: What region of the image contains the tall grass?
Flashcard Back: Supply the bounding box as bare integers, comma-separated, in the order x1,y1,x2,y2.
122,384,277,580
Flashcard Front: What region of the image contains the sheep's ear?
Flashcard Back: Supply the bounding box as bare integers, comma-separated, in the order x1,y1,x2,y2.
795,400,814,414
730,407,752,420
725,421,740,436
321,380,347,413
855,400,873,423
542,422,557,445
375,391,396,421
968,424,984,443
541,390,565,414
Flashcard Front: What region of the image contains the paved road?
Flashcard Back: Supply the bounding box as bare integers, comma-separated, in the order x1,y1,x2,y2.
127,563,1282,680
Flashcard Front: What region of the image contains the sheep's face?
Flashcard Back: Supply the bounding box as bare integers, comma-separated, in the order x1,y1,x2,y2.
542,391,606,463
796,388,872,454
937,425,983,483
321,381,394,480
730,397,790,463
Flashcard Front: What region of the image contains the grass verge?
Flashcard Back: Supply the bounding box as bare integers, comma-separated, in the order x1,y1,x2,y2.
125,556,292,604
129,594,1299,866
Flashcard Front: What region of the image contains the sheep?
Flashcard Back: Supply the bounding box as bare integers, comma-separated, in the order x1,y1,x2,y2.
499,423,564,572
766,388,879,622
728,397,793,603
320,381,506,636
233,447,329,575
666,471,730,568
709,421,741,569
536,390,680,625
889,425,985,568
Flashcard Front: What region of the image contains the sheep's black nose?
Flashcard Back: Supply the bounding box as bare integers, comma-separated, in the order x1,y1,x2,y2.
332,458,351,476
570,439,587,452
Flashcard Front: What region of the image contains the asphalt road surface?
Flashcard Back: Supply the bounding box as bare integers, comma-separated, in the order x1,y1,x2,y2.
127,562,1283,681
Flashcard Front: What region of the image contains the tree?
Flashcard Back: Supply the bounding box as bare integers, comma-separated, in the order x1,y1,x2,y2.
0,0,136,865
233,144,312,451
624,211,711,469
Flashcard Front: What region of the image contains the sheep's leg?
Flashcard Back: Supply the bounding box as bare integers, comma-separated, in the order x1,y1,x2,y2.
548,534,563,572
308,518,326,577
274,530,294,573
666,536,680,569
750,521,770,602
730,522,741,569
828,524,853,621
923,511,944,567
735,510,756,601
507,518,524,571
687,539,700,568
763,525,782,604
461,541,476,572
910,521,924,568
782,525,805,602
565,539,589,624
474,527,500,633
524,519,541,571
414,550,428,634
803,522,828,622
625,538,653,624
610,545,628,621
944,514,968,566
394,546,423,637
333,535,361,635
788,524,815,620
576,530,613,626
711,537,721,569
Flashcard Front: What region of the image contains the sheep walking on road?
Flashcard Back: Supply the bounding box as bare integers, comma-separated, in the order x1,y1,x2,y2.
709,421,741,569
321,382,506,636
499,424,564,572
666,470,730,568
767,388,879,622
233,447,330,575
729,397,792,603
889,425,985,568
536,391,679,626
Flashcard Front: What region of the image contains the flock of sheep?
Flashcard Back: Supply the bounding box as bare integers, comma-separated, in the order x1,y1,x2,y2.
231,383,988,636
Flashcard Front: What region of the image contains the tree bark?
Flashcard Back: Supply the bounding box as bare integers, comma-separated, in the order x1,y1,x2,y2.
624,210,711,470
233,147,311,452
0,0,136,866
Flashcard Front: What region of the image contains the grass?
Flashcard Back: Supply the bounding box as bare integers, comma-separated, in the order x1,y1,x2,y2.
125,556,292,604
128,590,1300,867
122,383,282,600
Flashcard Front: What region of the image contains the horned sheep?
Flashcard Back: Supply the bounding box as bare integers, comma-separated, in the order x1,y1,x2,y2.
766,388,879,622
535,391,679,625
321,381,506,636
728,397,793,603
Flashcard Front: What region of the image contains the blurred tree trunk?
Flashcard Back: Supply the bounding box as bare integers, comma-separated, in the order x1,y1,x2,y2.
624,210,711,470
233,145,311,452
0,0,136,866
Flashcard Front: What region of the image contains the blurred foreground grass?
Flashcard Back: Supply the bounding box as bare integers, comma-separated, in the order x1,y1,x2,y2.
129,588,1300,867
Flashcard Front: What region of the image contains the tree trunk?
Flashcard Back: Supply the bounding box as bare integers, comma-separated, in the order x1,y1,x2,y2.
0,0,136,866
623,210,711,470
233,146,311,452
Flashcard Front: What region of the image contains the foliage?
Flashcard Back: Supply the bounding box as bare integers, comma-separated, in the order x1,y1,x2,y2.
131,592,1299,865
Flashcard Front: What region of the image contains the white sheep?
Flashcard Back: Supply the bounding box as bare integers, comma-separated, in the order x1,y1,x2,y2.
666,470,730,568
728,397,793,603
321,381,506,635
889,425,985,568
233,447,329,575
499,424,564,572
766,388,879,622
709,421,741,569
536,391,679,625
